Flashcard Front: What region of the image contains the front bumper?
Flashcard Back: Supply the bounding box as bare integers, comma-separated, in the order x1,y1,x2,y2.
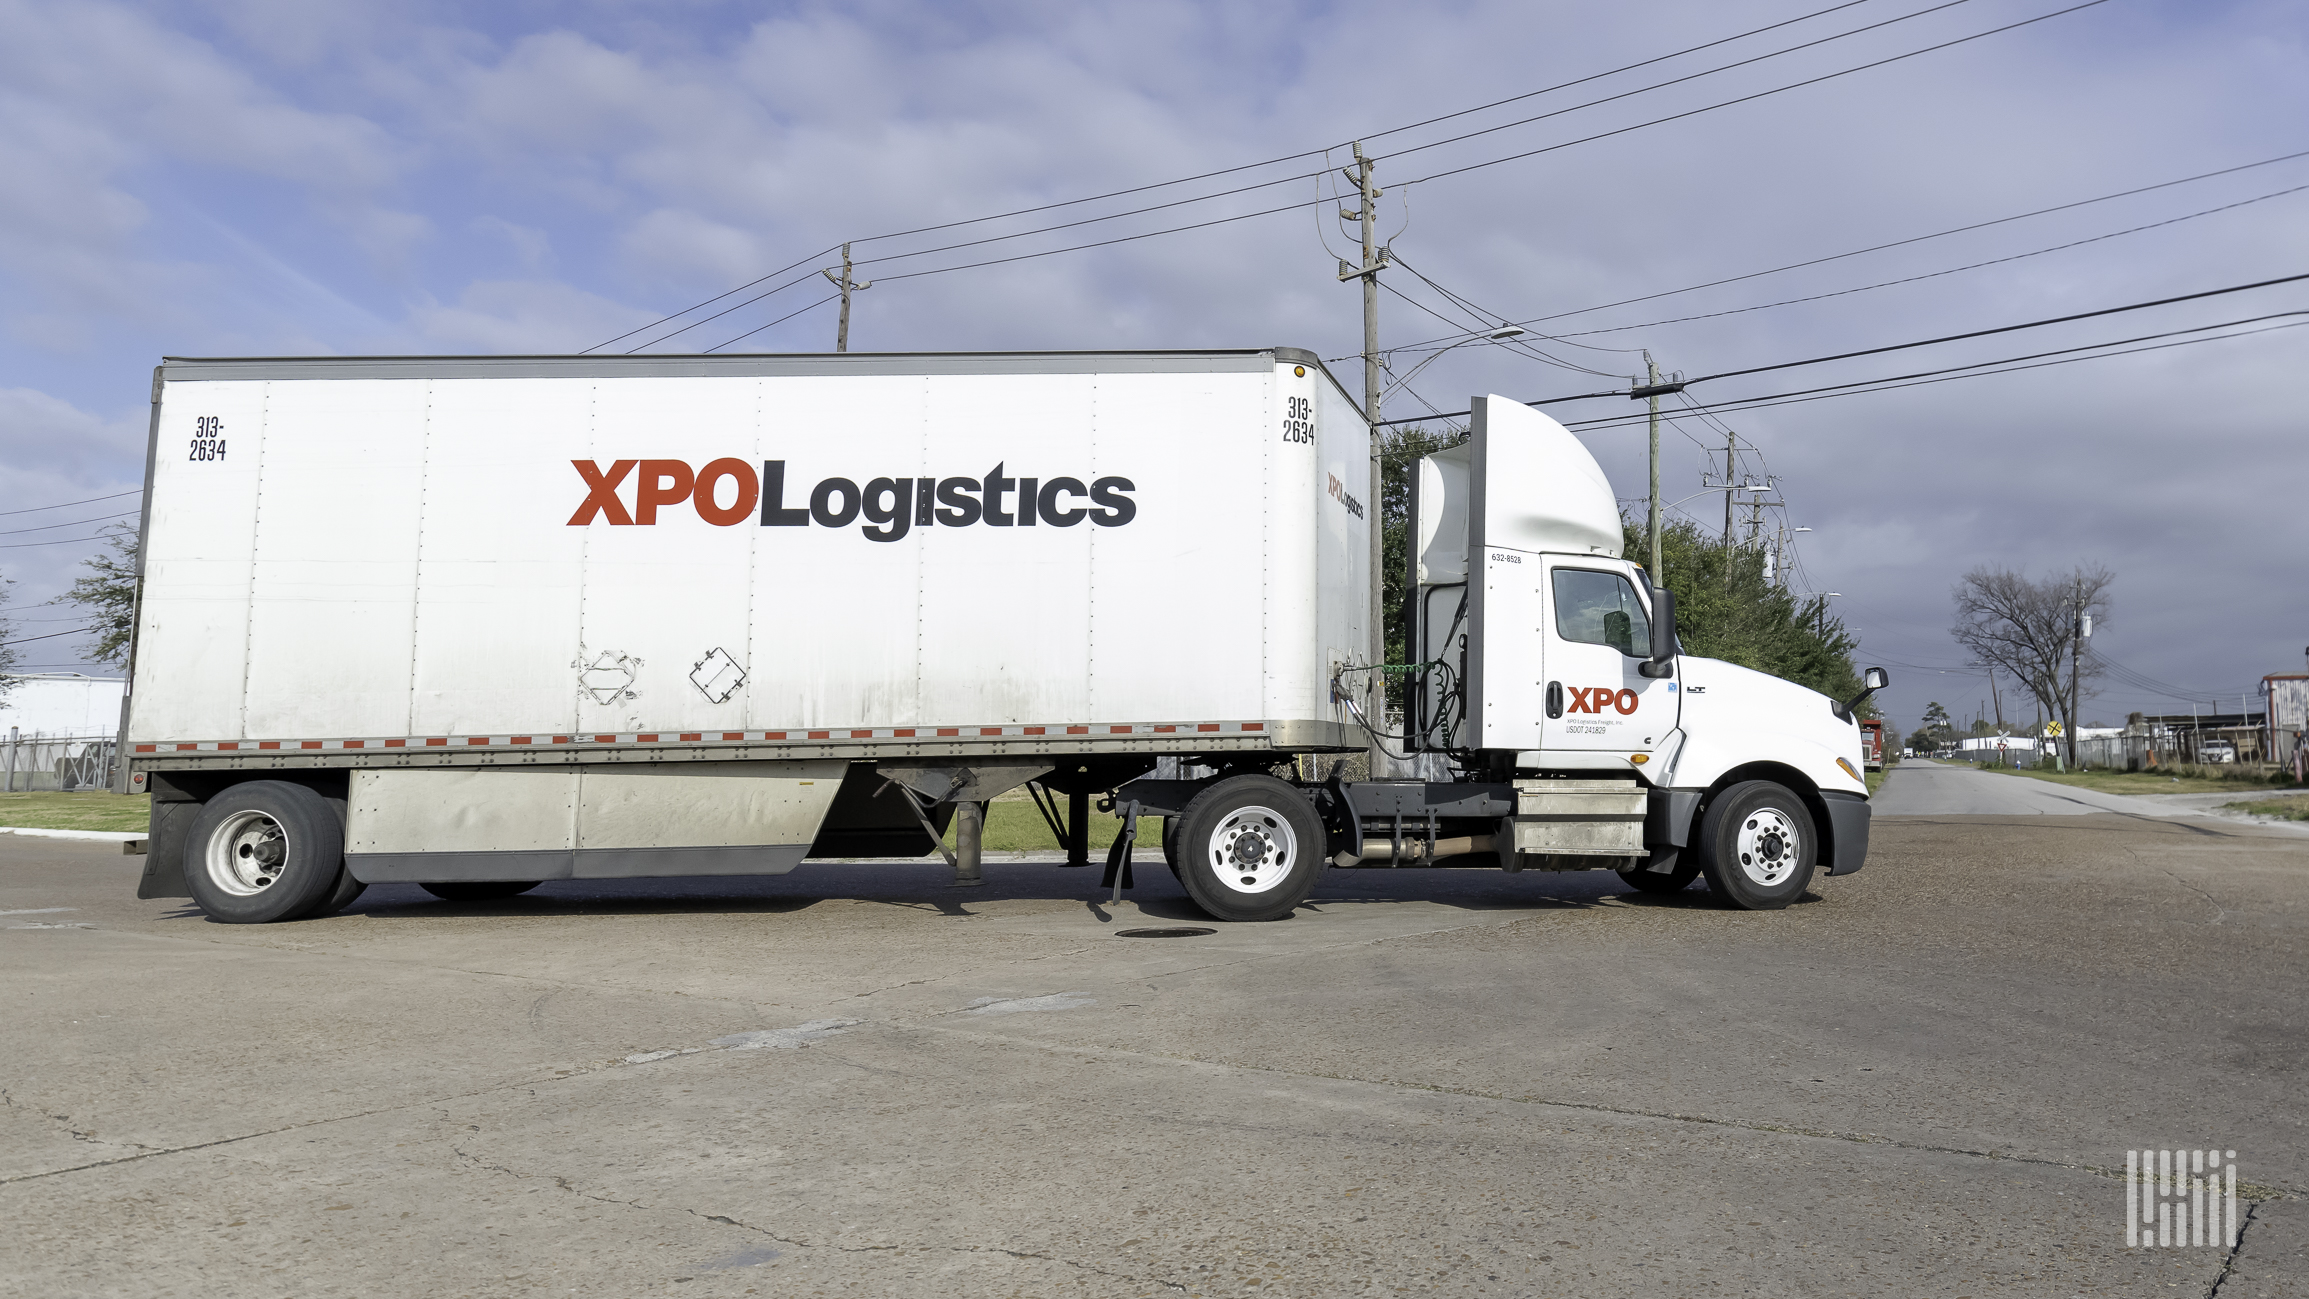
1820,790,1871,876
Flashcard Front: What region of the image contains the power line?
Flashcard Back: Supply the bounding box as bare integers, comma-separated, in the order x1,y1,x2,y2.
0,511,137,537
601,0,1905,351
1563,311,2309,432
705,294,843,354
1570,317,2309,431
628,272,832,353
1377,268,2309,425
1356,0,1887,151
1395,1,2110,190
1681,268,2309,386
1385,253,1635,375
582,246,839,355
0,626,92,648
671,1,2103,352
1372,0,1980,172
1388,144,2309,355
835,0,1984,282
1551,181,2309,339
0,533,120,551
0,489,141,519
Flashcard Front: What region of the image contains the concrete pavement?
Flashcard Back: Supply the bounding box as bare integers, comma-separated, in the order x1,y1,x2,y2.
4,812,2306,1297
1874,760,2309,832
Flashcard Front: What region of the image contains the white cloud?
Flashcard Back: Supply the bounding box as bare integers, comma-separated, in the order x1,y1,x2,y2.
408,279,651,353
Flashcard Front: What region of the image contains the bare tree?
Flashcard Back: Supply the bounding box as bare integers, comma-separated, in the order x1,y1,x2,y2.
1950,564,2113,767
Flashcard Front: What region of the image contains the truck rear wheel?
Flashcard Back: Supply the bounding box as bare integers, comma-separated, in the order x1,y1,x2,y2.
1695,781,1816,911
1172,775,1322,922
183,781,347,924
297,868,368,919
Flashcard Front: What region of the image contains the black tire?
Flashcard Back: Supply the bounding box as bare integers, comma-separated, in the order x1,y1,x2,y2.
298,868,369,919
1618,855,1702,895
420,880,543,902
182,781,347,924
1694,780,1817,910
1172,775,1323,922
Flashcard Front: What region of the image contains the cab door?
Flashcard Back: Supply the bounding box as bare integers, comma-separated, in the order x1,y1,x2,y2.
1538,562,1677,754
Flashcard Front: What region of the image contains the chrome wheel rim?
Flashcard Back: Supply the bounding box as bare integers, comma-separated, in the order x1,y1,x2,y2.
1735,807,1800,887
206,809,290,897
1206,806,1297,895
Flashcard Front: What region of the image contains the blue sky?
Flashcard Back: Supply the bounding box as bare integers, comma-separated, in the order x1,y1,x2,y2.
2,0,2304,733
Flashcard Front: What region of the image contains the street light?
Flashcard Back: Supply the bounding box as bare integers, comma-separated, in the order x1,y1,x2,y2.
1817,592,1842,637
1382,326,1526,399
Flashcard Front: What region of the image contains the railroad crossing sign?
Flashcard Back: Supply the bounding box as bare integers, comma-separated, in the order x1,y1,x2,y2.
2046,721,2064,737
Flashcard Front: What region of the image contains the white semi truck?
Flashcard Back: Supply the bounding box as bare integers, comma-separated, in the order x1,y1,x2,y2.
122,349,1881,924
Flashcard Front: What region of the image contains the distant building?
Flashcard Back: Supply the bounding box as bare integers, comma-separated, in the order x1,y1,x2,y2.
2268,673,2308,771
0,673,125,738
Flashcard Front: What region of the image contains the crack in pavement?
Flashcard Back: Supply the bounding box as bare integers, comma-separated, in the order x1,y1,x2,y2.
0,1087,162,1157
2134,849,2231,925
899,1018,2308,1200
2203,1198,2261,1299
448,1142,1186,1290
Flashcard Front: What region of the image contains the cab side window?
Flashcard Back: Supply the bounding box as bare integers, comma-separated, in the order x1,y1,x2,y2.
1552,569,1650,657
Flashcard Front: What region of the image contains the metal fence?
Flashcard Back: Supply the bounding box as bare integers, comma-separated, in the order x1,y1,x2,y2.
0,730,117,793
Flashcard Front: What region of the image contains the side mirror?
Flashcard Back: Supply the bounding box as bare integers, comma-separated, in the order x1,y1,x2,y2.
1835,665,1890,721
1638,587,1677,679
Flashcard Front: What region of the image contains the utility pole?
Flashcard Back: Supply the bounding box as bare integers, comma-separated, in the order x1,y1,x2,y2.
1337,142,1389,773
1988,668,2005,764
1722,429,1739,546
821,242,872,352
2067,575,2085,770
1645,351,1662,578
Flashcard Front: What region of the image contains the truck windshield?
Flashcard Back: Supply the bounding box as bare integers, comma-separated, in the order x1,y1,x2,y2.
1552,569,1650,657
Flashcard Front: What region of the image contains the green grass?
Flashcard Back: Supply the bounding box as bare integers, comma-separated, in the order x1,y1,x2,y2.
948,797,1161,854
2220,793,2309,821
1971,763,2305,798
0,791,150,833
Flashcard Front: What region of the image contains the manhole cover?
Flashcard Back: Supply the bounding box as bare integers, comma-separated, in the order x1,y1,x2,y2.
1115,926,1216,938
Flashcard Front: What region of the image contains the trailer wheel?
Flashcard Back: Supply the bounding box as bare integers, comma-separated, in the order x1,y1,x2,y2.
420,881,543,902
1173,775,1323,922
1694,781,1817,910
182,781,346,924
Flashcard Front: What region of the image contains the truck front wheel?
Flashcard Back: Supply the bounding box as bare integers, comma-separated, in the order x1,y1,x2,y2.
1695,780,1817,910
183,781,347,924
1172,775,1323,922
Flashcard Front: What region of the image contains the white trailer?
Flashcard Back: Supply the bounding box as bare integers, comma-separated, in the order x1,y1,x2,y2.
124,351,1881,924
